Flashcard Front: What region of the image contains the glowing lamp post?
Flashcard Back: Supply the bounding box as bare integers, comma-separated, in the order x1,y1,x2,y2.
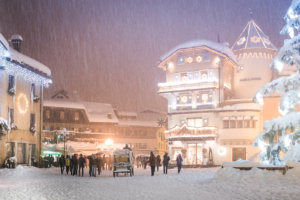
60,128,69,156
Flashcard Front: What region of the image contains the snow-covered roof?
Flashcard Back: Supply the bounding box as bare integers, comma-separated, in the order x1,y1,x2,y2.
43,100,118,123
0,33,51,77
83,102,118,123
231,20,277,51
160,39,237,64
117,111,137,117
118,119,158,127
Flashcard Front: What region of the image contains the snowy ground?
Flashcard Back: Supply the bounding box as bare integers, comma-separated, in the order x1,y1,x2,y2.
1,166,300,200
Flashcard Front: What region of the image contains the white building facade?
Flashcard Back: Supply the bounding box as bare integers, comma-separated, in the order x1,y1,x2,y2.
158,20,277,165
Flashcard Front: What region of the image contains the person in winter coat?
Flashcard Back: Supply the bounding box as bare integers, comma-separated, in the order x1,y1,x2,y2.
97,155,102,175
156,155,161,172
70,155,74,175
149,151,156,176
59,155,65,174
163,152,170,174
65,155,71,175
78,154,85,177
88,156,92,177
91,154,98,177
72,154,78,176
176,154,183,174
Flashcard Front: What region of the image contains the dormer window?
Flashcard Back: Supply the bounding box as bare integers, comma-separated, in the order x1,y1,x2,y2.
8,75,16,95
74,112,79,121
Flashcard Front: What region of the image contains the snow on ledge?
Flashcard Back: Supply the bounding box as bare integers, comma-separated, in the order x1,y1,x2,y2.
160,39,237,64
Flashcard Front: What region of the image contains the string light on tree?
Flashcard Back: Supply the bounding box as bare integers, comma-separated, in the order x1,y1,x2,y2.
253,0,300,165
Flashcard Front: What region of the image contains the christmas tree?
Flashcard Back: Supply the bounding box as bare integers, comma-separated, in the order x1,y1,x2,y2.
253,0,300,165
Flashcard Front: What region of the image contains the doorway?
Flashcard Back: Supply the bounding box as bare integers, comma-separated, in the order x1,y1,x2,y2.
17,143,26,164
232,147,246,161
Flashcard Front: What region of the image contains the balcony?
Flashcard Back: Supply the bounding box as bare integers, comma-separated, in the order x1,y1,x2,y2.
158,79,219,93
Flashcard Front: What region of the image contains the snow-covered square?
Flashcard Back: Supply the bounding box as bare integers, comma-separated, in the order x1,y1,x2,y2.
1,166,300,200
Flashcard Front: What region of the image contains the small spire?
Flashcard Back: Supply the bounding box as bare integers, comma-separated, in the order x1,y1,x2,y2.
249,8,253,20
217,34,221,43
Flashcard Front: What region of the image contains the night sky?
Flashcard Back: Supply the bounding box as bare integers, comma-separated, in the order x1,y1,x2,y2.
0,0,290,112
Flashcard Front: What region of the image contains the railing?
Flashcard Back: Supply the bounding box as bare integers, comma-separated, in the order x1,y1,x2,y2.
158,80,219,93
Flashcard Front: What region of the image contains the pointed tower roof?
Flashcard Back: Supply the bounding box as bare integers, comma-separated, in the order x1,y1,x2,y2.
231,20,277,51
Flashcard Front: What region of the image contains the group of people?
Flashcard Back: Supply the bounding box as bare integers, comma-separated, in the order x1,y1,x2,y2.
148,152,183,176
58,153,113,177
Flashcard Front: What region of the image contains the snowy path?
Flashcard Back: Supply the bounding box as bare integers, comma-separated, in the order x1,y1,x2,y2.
1,166,300,200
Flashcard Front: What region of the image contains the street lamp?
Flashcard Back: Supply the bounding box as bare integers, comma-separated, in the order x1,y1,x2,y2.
60,128,69,156
105,138,114,148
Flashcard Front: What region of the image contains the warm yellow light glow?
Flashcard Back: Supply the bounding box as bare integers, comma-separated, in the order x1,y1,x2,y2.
196,56,202,63
214,57,220,65
168,62,174,72
186,57,193,63
105,138,114,146
17,93,29,114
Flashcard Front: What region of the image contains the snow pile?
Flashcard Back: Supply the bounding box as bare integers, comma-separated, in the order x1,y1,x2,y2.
222,159,260,168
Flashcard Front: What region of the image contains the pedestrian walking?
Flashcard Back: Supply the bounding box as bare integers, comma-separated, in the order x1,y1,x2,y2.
59,155,65,174
72,154,78,176
88,155,92,177
163,152,170,174
156,155,161,172
97,155,102,175
65,155,71,175
78,154,85,177
149,151,156,176
70,154,74,175
176,153,183,174
91,154,98,177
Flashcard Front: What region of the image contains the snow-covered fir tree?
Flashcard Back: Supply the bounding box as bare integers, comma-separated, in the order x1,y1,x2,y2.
253,0,300,165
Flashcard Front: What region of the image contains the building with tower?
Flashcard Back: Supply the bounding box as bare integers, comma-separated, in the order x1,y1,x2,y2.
158,20,277,165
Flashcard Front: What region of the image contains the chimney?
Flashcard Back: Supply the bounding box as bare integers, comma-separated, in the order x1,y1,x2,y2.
10,34,23,52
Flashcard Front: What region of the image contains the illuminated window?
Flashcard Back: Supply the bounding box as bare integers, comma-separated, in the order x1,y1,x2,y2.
8,75,15,94
201,71,208,80
187,118,202,127
187,119,194,127
74,112,79,121
194,71,199,80
45,110,50,119
188,72,193,80
60,111,65,120
177,53,185,64
201,93,208,103
180,73,188,81
209,70,214,79
175,73,179,81
195,119,203,127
